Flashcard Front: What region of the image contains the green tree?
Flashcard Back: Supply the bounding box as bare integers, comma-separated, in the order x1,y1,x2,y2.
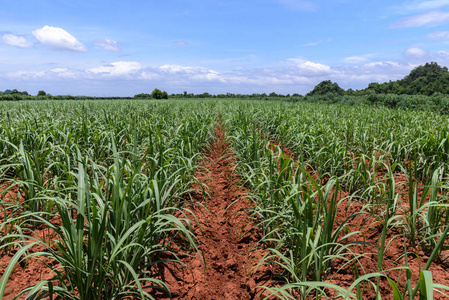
151,88,168,99
37,90,46,96
134,93,151,98
151,89,163,99
362,62,449,95
307,80,345,96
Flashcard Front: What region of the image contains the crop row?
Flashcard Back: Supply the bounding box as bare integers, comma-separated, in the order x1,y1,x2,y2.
2,98,449,299
0,100,216,299
224,100,449,299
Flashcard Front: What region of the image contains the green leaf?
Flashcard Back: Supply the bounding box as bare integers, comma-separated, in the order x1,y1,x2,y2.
387,278,403,300
419,270,433,300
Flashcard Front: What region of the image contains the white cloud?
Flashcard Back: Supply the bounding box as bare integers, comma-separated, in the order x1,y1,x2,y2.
392,10,449,27
191,70,224,82
428,30,449,39
344,56,370,64
32,26,86,52
157,64,225,82
331,61,415,87
404,47,429,59
2,34,32,48
51,68,68,73
50,67,77,79
298,61,332,76
7,67,79,80
275,0,318,11
436,50,449,58
287,59,332,76
88,61,142,76
363,61,401,69
8,70,46,79
95,38,120,52
140,71,160,80
159,64,198,74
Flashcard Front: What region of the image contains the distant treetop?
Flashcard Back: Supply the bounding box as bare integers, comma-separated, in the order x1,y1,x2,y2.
307,80,345,96
364,62,449,95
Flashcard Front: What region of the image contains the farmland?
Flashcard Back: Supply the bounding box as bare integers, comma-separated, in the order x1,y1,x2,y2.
1,98,449,299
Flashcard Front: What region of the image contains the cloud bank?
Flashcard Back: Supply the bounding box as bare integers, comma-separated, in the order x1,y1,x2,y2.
4,47,449,96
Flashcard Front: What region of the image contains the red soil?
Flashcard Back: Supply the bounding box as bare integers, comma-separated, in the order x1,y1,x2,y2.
327,183,449,299
0,221,58,299
267,136,449,299
153,124,274,299
0,183,55,299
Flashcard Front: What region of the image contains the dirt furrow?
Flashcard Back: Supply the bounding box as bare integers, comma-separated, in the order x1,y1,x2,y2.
155,123,272,299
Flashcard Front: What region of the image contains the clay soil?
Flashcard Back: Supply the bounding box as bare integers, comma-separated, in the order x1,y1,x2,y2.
327,183,449,299
153,123,274,299
0,186,59,300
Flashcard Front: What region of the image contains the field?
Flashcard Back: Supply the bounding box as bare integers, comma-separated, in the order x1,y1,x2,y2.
1,98,449,299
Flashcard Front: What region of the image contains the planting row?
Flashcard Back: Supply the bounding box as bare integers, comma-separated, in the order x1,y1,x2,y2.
0,100,216,299
223,101,449,299
2,98,449,299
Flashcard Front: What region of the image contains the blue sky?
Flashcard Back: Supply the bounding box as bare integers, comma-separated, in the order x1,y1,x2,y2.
1,0,449,96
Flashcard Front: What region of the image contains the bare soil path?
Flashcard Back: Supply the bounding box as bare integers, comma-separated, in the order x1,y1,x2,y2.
155,122,272,299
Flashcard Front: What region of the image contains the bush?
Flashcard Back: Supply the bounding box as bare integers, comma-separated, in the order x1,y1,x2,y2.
134,93,151,98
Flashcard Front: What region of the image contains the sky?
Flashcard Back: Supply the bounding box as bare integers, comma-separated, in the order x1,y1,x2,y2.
1,0,449,96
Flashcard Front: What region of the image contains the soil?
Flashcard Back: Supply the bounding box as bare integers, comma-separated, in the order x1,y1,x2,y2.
0,219,59,300
153,122,274,299
266,136,449,299
327,184,449,299
0,183,54,300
